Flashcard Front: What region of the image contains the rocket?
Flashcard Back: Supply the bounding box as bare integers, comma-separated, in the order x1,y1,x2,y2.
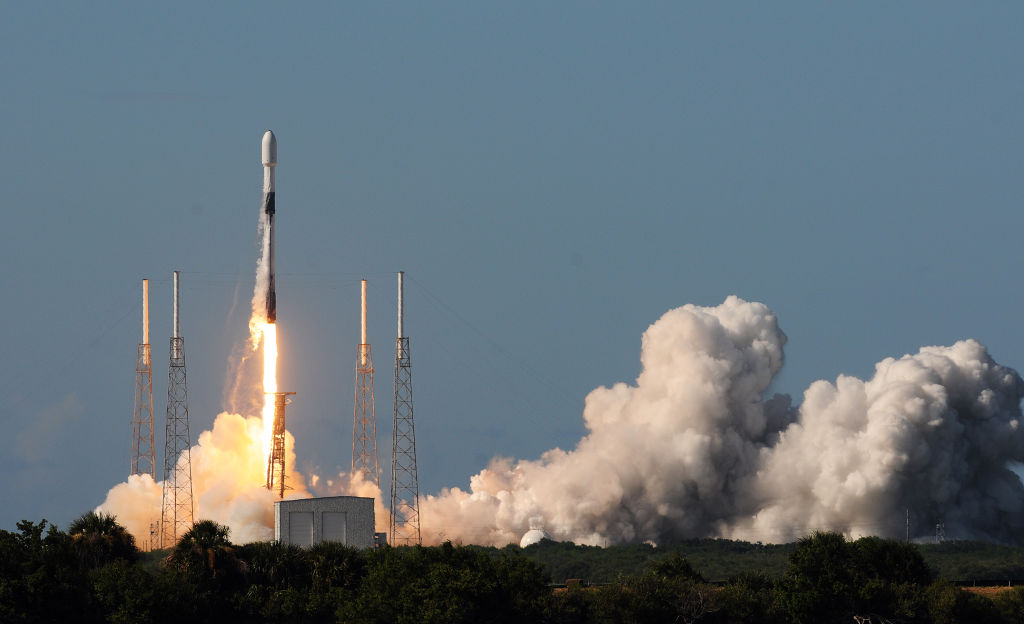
262,130,277,323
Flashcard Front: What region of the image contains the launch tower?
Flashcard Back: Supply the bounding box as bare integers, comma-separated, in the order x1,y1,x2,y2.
130,279,156,478
390,271,422,545
160,270,194,547
266,391,296,498
352,279,380,486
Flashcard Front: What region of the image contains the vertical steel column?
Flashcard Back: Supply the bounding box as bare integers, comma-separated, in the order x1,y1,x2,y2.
161,270,194,548
390,271,421,545
130,279,155,479
353,279,380,486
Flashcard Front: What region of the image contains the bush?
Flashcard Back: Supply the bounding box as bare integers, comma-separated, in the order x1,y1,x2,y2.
775,532,933,624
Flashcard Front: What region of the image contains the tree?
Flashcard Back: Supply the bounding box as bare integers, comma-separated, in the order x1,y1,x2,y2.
924,580,1002,624
775,532,934,624
341,542,549,624
167,520,243,591
591,573,717,624
849,536,932,621
68,511,138,569
775,532,857,624
716,571,781,624
994,586,1024,624
307,540,365,592
0,519,99,623
648,552,706,583
238,540,310,590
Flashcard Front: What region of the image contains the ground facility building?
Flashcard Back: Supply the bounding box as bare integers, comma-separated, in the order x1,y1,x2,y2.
274,496,375,549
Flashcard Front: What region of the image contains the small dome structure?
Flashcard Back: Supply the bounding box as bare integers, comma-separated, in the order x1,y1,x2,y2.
519,528,551,548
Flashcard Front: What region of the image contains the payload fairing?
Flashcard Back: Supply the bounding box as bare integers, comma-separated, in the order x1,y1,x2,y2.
262,130,277,323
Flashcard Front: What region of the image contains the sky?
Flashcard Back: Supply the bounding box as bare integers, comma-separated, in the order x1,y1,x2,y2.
2,3,1023,535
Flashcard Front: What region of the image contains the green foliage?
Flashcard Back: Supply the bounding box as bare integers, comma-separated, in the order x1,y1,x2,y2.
341,541,550,624
68,510,139,569
7,513,1024,624
647,552,706,583
715,571,781,624
924,581,1003,624
591,573,718,624
90,561,201,624
775,532,934,624
0,519,99,623
994,586,1024,624
775,531,857,624
518,537,792,583
920,541,1024,582
168,519,243,590
546,585,596,624
237,540,310,589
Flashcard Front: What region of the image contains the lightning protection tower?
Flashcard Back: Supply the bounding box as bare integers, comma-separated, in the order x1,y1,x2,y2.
266,391,296,498
161,271,194,548
130,279,156,478
390,271,422,545
352,279,380,486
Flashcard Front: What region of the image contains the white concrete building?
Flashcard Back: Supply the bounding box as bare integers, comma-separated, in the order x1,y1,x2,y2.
274,496,375,549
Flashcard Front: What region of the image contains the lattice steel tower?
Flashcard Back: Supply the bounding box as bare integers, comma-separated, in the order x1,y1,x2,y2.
352,279,380,486
130,279,156,478
390,271,421,545
161,271,194,548
266,391,296,498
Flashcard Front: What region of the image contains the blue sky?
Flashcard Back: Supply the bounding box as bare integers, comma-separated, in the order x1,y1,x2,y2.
2,3,1023,532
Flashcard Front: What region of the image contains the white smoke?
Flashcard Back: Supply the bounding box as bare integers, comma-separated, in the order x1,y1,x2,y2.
306,468,391,534
419,296,1024,546
248,209,272,346
99,412,312,544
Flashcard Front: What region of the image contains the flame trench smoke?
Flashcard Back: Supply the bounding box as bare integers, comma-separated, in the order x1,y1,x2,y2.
421,297,1024,546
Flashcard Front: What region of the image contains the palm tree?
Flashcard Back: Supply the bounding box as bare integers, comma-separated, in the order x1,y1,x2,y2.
67,511,137,569
308,541,365,590
239,540,309,589
168,520,242,587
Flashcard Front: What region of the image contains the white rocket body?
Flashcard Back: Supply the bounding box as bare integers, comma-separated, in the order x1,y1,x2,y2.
262,131,277,323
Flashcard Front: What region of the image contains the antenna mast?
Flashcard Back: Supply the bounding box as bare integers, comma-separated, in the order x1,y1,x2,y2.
390,271,422,545
161,270,194,547
130,279,156,479
352,279,380,486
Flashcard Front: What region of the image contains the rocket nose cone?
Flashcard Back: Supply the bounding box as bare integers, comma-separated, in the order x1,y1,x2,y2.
262,130,277,166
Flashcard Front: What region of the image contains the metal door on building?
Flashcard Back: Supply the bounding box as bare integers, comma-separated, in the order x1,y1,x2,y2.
323,512,347,544
288,511,313,547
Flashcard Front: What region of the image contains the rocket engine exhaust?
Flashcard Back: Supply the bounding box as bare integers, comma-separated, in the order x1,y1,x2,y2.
262,130,277,324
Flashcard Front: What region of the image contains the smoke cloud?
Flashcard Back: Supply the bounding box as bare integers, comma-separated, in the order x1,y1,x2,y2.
419,296,1024,546
98,411,391,545
99,412,311,544
99,295,1024,548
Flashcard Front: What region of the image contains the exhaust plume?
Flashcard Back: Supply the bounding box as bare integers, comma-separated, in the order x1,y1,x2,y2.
100,412,311,544
419,296,1024,545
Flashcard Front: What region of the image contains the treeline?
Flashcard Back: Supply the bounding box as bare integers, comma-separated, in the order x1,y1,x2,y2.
513,538,795,583
511,537,1024,584
3,513,1024,623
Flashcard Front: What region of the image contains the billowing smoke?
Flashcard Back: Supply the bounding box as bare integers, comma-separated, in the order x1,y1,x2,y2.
99,412,311,544
100,295,1023,547
420,296,1024,545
